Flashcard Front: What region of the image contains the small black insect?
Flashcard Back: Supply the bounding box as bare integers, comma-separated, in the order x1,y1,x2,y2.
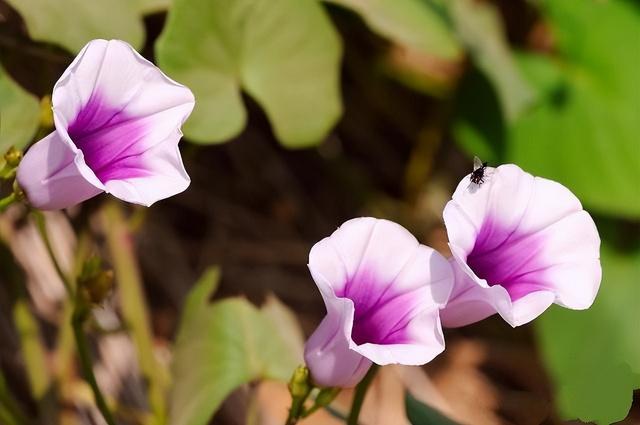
470,156,488,185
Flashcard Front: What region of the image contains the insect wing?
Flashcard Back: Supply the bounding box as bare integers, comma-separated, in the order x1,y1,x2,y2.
473,156,483,171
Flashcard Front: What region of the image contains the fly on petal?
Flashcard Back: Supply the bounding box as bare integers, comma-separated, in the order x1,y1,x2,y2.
441,164,601,327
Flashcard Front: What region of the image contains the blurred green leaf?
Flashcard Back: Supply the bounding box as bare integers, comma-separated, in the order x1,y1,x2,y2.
136,0,171,14
536,245,640,424
103,202,169,423
156,0,342,147
405,392,459,425
169,275,303,425
447,0,534,121
5,0,144,53
327,0,462,61
0,65,40,151
179,266,221,329
508,0,640,218
451,68,505,165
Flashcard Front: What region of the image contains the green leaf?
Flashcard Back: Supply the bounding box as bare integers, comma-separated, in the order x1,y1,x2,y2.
447,0,534,121
507,0,640,218
156,0,342,147
451,67,505,165
169,280,303,425
179,266,221,330
326,0,462,61
0,65,40,151
136,0,171,14
405,392,459,425
5,0,144,53
536,245,640,424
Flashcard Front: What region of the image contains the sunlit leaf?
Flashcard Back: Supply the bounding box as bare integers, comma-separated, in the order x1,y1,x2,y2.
327,0,462,61
169,273,303,425
508,0,640,218
156,0,342,147
5,0,144,53
0,65,40,151
536,245,640,424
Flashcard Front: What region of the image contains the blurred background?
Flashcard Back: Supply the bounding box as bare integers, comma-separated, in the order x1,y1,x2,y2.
0,0,638,424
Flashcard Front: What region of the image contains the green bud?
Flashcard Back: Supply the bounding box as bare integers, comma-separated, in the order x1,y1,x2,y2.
12,180,25,202
78,256,114,305
3,147,22,168
288,365,311,399
39,96,54,129
314,387,340,408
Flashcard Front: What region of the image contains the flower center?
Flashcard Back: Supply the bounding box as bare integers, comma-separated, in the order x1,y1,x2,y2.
68,94,150,183
466,219,548,301
336,270,418,346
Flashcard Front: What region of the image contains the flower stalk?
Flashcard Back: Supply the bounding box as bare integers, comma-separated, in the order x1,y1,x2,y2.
346,364,378,425
33,212,116,425
285,366,312,425
72,300,116,425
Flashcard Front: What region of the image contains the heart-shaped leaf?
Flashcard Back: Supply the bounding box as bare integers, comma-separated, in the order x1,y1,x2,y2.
156,0,342,147
5,0,144,53
168,270,303,425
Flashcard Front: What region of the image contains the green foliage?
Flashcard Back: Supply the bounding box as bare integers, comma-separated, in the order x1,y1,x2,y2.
156,0,342,147
0,66,40,151
536,245,640,424
454,0,640,218
452,68,504,165
327,0,462,60
169,270,303,425
405,392,459,425
5,0,144,53
509,0,640,219
137,0,172,14
446,0,534,121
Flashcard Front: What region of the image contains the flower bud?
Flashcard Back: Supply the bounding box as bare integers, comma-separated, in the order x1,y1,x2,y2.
288,365,311,399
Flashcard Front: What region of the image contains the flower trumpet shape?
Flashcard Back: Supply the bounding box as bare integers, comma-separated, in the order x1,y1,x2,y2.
17,39,195,210
441,164,601,328
303,218,453,388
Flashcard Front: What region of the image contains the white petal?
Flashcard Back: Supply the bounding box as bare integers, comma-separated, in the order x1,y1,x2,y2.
103,129,190,206
17,131,103,210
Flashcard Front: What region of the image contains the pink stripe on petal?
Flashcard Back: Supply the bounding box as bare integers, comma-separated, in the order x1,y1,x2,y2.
67,94,151,183
466,217,549,301
442,163,601,327
304,218,453,386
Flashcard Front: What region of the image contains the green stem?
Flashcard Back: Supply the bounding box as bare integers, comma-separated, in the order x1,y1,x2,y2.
0,370,29,425
103,202,167,424
301,387,341,418
285,390,310,425
0,192,17,212
32,211,116,424
346,365,379,425
32,211,73,296
72,307,117,425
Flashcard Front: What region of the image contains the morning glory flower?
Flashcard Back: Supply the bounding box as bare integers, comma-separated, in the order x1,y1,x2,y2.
303,217,453,388
440,164,601,328
17,39,195,210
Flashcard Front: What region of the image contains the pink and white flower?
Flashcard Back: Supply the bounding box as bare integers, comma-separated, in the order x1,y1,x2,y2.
441,164,601,328
303,218,453,388
17,39,195,210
